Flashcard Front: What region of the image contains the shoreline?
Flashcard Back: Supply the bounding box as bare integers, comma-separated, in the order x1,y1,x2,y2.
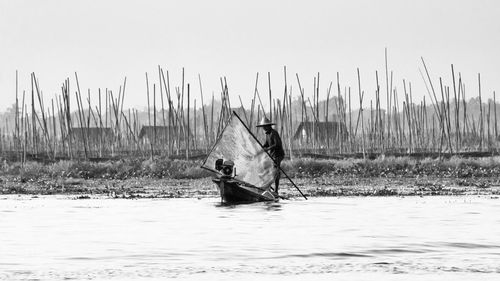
2,156,500,198
1,175,500,199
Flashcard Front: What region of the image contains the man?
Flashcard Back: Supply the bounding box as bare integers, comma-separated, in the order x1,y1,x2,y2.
257,117,285,195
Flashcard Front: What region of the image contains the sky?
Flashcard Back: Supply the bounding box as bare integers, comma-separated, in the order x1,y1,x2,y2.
1,0,499,113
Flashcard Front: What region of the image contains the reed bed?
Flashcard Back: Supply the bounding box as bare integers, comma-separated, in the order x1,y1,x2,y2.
1,56,499,163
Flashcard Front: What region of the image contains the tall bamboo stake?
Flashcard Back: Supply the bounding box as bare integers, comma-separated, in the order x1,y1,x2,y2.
478,73,483,151
494,91,498,141
145,72,153,158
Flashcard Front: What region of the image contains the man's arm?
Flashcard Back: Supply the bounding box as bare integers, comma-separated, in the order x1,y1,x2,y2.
263,138,269,148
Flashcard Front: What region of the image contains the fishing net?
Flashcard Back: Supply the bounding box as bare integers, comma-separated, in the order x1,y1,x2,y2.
201,112,275,188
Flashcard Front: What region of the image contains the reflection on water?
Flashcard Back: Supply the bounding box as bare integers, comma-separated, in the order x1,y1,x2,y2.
1,195,500,280
216,201,283,212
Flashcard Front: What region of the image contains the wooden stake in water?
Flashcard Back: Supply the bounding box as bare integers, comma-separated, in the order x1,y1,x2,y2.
494,91,498,140
146,72,153,158
198,74,208,151
187,83,190,160
478,73,483,151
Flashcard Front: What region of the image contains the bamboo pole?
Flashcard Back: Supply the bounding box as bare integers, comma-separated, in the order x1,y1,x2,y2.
198,74,209,151
385,48,391,150
495,91,498,141
356,68,365,157
451,64,460,151
336,73,344,153
238,95,249,125
15,71,20,160
268,72,272,120
210,92,214,144
194,98,197,152
51,99,56,158
187,83,190,159
478,73,483,151
325,81,331,151
30,74,37,156
159,67,167,154
487,100,491,148
153,84,157,153
160,68,173,155
145,72,153,158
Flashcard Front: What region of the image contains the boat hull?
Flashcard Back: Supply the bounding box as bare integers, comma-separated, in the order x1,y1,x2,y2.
212,178,276,203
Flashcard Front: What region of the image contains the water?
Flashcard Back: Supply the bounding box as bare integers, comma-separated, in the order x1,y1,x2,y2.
1,195,500,280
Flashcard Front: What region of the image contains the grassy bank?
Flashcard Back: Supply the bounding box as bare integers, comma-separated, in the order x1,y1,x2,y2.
1,156,500,197
284,156,500,179
0,157,212,182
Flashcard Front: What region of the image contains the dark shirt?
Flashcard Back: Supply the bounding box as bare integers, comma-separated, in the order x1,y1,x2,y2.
263,128,285,159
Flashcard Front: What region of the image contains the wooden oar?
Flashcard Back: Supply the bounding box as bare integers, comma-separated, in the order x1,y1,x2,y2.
277,165,307,200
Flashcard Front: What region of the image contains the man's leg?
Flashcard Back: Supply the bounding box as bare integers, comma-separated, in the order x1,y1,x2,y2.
274,157,283,194
274,172,280,194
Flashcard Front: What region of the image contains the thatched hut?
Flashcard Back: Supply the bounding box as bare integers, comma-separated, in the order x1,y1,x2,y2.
293,121,348,144
138,126,193,145
70,127,113,146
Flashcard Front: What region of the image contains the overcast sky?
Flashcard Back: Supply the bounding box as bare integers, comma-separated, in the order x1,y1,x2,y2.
1,0,499,112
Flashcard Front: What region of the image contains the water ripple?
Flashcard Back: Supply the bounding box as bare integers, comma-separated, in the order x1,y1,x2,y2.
271,252,372,259
441,242,500,249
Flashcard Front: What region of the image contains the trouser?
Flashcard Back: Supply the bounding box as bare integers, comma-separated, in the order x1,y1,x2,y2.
273,155,284,192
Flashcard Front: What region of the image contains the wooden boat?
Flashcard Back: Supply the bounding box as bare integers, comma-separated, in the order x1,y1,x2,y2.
212,176,276,203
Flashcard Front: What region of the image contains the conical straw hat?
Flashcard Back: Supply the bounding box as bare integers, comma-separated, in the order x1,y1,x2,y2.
256,116,275,127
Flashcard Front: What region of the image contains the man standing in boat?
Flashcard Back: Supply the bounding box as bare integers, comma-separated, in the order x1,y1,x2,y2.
257,117,285,195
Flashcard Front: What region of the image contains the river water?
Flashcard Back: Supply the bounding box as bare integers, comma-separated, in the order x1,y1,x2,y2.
1,195,499,280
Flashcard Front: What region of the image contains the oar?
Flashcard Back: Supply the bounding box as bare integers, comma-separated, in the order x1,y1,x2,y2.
277,165,307,200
